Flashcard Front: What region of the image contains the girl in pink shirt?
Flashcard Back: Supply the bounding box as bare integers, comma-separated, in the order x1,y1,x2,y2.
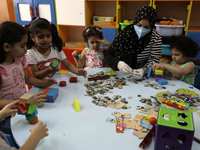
0,21,57,134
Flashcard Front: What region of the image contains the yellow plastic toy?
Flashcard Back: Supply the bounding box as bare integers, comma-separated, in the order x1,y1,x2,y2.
155,69,163,75
73,99,81,112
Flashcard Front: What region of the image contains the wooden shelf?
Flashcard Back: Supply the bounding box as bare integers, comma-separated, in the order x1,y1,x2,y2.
87,0,150,1
92,24,116,28
154,0,191,1
188,26,200,32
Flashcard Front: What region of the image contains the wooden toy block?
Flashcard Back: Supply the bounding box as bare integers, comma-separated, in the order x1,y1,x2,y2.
147,66,152,78
73,99,80,112
158,79,168,85
107,69,117,76
17,104,27,114
88,75,110,81
70,77,78,83
52,60,58,68
45,88,59,103
19,93,34,103
155,75,163,82
26,115,36,121
27,104,38,114
155,69,163,75
28,116,38,125
59,81,67,87
139,125,156,149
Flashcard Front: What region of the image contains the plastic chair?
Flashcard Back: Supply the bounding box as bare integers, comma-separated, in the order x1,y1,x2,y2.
194,71,200,90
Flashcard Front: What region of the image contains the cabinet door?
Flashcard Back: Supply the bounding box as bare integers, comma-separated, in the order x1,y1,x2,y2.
55,0,85,26
34,0,56,24
13,0,34,25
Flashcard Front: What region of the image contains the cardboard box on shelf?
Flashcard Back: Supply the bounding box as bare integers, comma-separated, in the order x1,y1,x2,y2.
93,16,115,26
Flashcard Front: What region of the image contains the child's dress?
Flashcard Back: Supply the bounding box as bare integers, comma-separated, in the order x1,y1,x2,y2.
0,55,28,134
84,47,104,69
0,55,27,100
171,61,198,86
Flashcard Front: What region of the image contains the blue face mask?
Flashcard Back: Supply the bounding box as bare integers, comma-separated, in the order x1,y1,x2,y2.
134,25,151,39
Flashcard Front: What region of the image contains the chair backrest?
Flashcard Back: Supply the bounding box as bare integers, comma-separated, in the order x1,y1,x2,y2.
194,71,200,90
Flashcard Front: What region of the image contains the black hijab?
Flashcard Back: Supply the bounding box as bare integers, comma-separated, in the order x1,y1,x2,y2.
113,5,157,68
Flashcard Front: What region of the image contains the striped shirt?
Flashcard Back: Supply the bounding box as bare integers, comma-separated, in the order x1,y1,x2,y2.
105,26,162,74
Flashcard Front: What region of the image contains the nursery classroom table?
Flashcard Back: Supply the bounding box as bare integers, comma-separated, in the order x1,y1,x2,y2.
11,68,200,150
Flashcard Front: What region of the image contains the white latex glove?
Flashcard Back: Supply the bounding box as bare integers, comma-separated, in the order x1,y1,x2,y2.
132,68,144,80
117,61,132,74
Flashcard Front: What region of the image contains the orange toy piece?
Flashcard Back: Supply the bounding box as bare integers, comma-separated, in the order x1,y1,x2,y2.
157,21,171,25
149,117,157,125
169,21,180,25
28,116,38,125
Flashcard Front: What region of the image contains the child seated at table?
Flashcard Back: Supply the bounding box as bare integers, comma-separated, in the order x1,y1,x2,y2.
0,101,48,150
0,21,56,134
72,26,111,69
26,17,87,78
153,36,199,86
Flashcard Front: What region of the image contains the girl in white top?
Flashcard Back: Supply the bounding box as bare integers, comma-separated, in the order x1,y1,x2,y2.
26,17,87,79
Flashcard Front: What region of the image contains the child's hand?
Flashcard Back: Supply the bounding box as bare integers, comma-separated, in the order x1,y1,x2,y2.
100,38,111,46
30,122,48,140
77,69,87,78
43,78,57,87
72,50,79,57
31,92,47,106
0,100,19,121
152,63,165,71
47,62,59,73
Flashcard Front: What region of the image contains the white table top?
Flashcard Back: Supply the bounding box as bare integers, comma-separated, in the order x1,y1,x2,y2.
11,68,200,150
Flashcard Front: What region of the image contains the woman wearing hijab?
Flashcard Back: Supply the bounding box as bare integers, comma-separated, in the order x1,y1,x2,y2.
104,5,162,80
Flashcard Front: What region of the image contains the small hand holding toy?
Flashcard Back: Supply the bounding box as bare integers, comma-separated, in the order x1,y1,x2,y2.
72,50,80,60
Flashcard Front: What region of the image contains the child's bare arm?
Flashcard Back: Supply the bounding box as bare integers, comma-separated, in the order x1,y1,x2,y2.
19,122,48,150
100,38,111,47
164,64,195,76
28,64,58,79
153,63,195,76
0,100,19,121
24,69,57,88
72,50,86,68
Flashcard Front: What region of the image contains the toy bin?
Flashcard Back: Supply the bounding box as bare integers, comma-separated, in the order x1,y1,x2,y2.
155,24,185,36
119,23,133,30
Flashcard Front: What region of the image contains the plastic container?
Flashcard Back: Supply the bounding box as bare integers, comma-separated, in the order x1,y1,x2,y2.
119,23,133,30
155,24,185,36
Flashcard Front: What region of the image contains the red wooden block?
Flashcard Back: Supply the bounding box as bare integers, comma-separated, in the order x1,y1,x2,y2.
59,81,67,87
17,104,28,114
70,77,77,83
